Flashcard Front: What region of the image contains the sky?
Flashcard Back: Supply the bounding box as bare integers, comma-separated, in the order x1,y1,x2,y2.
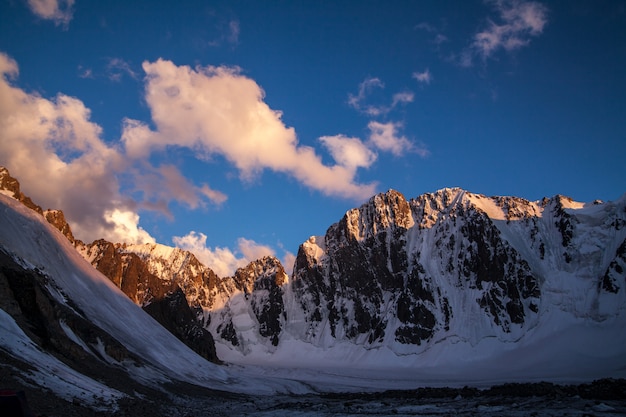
0,0,625,277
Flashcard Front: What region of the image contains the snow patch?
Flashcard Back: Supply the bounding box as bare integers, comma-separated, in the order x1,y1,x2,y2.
0,308,126,410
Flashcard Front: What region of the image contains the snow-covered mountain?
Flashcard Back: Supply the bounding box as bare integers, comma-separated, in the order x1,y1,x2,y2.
288,188,626,353
0,194,231,402
0,168,315,412
206,188,626,379
1,165,626,412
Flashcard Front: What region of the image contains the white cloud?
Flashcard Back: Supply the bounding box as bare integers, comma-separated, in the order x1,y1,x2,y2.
319,135,377,171
208,18,241,47
172,232,276,277
27,0,75,27
465,0,548,66
103,209,155,245
172,231,245,277
237,237,274,261
415,22,448,45
131,164,227,213
367,121,428,157
347,77,386,116
0,52,142,244
122,58,376,200
77,65,93,79
391,91,415,106
106,58,137,82
281,251,296,278
0,52,385,253
412,69,432,84
348,77,414,116
227,20,240,45
0,52,226,245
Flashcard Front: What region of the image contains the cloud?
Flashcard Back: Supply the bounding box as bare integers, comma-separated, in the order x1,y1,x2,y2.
464,0,548,66
0,52,150,244
348,77,414,116
412,69,432,84
415,22,448,45
77,65,93,79
281,251,296,278
0,52,383,254
172,231,244,277
391,91,415,106
0,52,227,245
106,58,138,82
208,18,240,47
348,77,386,116
130,163,227,214
27,0,75,27
103,209,155,245
172,232,275,277
122,58,376,200
367,121,428,157
237,237,274,261
227,20,240,45
319,135,377,171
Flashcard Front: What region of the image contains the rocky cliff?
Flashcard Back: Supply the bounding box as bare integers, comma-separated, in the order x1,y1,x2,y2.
0,167,221,363
285,188,626,355
3,165,625,368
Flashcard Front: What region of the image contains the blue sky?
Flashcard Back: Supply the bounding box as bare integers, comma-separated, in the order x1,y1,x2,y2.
1,0,625,276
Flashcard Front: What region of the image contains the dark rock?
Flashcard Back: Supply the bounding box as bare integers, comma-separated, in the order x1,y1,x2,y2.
143,287,220,363
233,256,287,346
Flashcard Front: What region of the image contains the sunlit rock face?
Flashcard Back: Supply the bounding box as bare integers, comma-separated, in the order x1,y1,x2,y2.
290,188,626,353
43,209,75,244
0,166,224,363
0,167,43,215
3,164,626,364
76,240,231,363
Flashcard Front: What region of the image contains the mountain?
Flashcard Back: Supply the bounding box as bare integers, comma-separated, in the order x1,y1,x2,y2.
213,256,288,348
0,192,232,409
1,165,626,413
0,166,223,363
287,188,626,353
76,239,225,363
214,188,626,383
0,167,314,414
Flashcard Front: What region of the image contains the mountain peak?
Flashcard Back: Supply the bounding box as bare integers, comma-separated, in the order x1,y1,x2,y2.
0,166,78,242
0,166,43,214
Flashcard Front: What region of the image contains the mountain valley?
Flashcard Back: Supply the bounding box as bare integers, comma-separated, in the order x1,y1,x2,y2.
1,166,625,415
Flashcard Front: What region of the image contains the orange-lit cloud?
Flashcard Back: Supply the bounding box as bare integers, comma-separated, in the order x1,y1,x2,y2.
0,52,221,244
368,121,428,157
348,77,414,117
319,135,377,171
172,231,277,277
27,0,75,27
0,52,150,244
463,0,548,66
122,58,377,200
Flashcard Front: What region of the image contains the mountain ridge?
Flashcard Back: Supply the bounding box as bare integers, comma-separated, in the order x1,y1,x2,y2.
1,165,626,413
